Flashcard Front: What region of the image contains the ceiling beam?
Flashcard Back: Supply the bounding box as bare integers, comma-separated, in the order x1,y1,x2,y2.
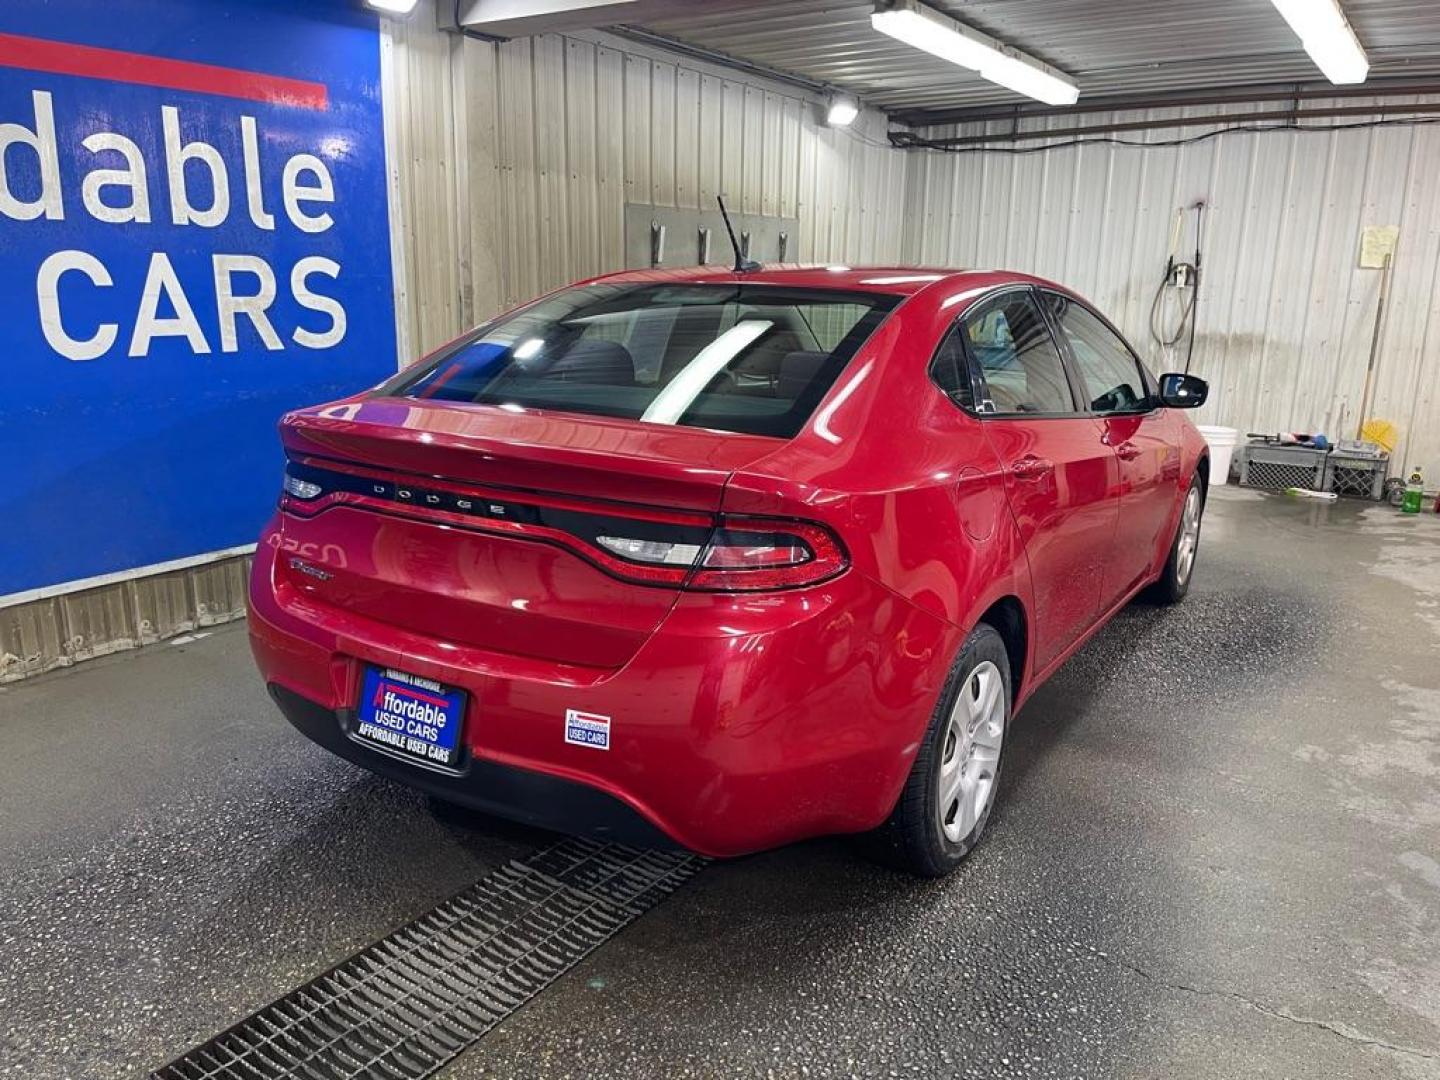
446,0,768,39
892,78,1440,128
897,98,1440,148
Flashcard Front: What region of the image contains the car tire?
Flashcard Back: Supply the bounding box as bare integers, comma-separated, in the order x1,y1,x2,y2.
868,622,1011,878
1148,472,1205,605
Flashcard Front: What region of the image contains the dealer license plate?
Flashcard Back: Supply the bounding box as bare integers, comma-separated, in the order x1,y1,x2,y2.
355,666,466,768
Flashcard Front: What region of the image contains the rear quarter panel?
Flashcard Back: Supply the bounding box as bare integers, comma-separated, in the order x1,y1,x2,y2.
721,280,1036,710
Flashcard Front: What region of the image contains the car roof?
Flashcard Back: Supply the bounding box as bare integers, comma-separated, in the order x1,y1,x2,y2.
576,264,1066,298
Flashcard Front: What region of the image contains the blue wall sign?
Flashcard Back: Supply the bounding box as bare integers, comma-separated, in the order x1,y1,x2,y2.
0,0,397,597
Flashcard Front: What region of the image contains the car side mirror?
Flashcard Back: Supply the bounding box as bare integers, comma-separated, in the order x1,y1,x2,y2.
1158,372,1208,409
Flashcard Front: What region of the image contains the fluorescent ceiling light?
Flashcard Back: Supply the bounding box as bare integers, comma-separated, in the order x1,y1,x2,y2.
870,0,1078,106
1269,0,1369,84
826,95,860,127
367,0,420,14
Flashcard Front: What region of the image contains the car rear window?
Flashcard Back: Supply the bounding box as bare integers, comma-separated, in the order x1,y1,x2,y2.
380,283,900,438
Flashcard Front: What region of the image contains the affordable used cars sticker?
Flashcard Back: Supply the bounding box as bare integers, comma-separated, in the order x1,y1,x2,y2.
564,709,611,750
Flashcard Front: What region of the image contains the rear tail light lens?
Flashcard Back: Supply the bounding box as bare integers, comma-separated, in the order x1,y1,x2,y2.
560,517,846,590
594,536,703,565
700,535,811,569
283,473,322,500
689,518,847,591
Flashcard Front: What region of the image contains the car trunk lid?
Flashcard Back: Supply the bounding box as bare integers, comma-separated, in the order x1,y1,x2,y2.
274,399,780,668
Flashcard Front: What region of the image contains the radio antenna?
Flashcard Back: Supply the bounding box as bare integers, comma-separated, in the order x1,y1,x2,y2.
717,196,760,273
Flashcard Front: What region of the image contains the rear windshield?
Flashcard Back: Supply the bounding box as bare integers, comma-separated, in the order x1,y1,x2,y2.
381,283,900,438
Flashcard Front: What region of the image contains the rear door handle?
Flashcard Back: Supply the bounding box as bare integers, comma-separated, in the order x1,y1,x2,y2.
1114,442,1141,461
1010,456,1054,480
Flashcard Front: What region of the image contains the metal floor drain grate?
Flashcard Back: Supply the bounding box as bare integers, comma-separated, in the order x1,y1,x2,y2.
152,839,704,1080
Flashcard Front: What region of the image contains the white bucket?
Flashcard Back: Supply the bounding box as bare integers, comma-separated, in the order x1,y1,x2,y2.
1196,425,1239,486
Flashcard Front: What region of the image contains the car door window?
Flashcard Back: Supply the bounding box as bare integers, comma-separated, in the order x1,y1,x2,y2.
1044,294,1150,414
963,292,1075,414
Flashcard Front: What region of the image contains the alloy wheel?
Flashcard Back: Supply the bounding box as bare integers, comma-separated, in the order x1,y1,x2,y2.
937,659,1006,844
1176,484,1203,585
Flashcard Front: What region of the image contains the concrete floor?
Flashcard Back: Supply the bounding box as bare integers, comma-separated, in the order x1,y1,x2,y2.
2,487,1439,1080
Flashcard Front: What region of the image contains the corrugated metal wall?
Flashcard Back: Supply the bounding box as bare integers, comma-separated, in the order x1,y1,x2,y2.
383,4,908,357
902,101,1440,476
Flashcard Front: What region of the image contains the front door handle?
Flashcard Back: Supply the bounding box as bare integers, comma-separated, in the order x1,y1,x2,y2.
1114,441,1142,461
1011,455,1054,481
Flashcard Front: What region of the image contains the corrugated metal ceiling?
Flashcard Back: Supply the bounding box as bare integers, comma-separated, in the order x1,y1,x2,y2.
634,0,1440,121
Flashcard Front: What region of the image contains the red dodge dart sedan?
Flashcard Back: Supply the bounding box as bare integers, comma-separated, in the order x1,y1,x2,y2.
249,265,1209,876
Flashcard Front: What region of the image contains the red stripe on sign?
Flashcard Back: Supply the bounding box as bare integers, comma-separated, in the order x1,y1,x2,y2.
0,32,327,110
381,682,452,709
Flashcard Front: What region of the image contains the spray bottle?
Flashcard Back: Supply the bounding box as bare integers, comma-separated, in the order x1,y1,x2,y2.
1401,466,1425,514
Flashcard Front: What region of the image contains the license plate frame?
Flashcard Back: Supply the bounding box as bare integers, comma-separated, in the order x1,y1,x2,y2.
355,666,467,769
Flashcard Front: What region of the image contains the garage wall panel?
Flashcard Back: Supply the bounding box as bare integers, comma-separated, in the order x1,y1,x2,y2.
564,42,600,279
0,553,252,683
461,41,505,328
910,101,1440,474
386,10,465,355
675,66,700,210
595,46,627,273
383,4,904,356
651,61,677,207
0,600,68,683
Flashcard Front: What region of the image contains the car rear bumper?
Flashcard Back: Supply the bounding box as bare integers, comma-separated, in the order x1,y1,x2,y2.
267,682,679,848
248,517,957,856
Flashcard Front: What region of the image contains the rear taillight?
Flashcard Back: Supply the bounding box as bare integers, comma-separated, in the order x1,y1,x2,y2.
594,516,846,591
594,536,703,566
691,518,846,591
280,459,847,592
283,473,322,500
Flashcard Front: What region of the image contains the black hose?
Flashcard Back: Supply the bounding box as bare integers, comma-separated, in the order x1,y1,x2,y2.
1148,202,1205,373
1149,263,1196,348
